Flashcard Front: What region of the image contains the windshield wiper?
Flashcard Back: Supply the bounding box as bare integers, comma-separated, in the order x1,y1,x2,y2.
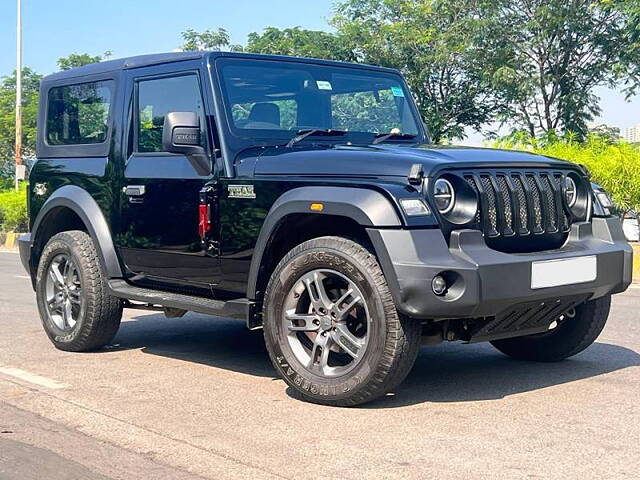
372,131,417,145
286,129,348,148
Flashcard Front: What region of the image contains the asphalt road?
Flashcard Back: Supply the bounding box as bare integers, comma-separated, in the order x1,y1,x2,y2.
0,250,638,480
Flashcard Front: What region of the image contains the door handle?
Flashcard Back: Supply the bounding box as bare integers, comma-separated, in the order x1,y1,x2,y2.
123,185,146,196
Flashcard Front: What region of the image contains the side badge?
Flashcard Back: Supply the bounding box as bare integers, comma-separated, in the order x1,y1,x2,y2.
228,185,256,199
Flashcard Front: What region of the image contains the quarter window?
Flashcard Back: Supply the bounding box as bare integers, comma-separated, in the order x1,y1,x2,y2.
46,81,113,145
136,74,207,153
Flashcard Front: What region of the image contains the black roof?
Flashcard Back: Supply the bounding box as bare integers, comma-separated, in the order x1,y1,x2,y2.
42,51,399,83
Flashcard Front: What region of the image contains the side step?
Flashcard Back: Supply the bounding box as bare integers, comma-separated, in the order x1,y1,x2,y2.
107,279,259,327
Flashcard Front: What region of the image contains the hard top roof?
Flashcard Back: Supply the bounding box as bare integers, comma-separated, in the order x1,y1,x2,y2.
42,51,400,83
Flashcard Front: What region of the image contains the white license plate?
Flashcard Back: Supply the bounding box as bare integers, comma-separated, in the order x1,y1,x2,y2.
531,256,597,289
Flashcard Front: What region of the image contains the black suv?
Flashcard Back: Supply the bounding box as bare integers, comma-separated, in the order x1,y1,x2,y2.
19,52,633,406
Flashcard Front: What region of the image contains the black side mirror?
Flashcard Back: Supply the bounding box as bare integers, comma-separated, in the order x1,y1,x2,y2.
162,112,206,155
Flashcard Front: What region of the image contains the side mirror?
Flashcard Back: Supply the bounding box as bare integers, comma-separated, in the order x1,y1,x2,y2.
162,112,206,155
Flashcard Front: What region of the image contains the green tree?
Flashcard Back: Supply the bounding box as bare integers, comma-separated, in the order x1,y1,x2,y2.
332,0,496,143
245,27,354,61
484,0,640,139
0,68,42,189
57,51,112,71
180,28,243,52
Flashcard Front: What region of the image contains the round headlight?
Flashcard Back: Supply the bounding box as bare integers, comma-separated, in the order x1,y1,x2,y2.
564,176,577,208
434,178,455,214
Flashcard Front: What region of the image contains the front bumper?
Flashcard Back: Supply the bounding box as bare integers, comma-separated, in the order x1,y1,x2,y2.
368,217,633,320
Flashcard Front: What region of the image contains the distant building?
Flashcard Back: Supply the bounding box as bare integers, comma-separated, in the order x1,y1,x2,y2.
623,124,640,143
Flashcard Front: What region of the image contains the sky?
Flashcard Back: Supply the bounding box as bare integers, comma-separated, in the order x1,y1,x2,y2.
1,0,638,145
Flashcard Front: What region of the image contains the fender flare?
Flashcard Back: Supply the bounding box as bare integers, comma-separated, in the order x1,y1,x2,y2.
246,186,401,299
31,185,123,278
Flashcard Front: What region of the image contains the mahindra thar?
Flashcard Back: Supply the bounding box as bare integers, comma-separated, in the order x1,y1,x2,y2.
18,52,633,406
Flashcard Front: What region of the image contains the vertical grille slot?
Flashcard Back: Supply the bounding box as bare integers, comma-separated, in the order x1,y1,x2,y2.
480,175,499,236
496,175,514,235
526,175,544,233
541,174,558,232
512,175,529,233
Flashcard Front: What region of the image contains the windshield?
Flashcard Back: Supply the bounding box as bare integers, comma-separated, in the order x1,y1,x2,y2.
217,58,423,144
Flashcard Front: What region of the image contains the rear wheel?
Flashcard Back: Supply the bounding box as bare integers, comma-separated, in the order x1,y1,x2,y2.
263,236,421,406
36,231,123,352
491,296,611,362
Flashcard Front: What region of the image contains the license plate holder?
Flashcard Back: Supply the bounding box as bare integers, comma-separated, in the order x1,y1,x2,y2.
531,256,597,289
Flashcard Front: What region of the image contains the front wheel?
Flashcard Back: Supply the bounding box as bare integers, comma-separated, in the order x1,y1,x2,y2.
263,236,421,406
491,295,611,362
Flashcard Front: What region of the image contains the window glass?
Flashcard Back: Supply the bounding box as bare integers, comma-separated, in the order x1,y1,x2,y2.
46,81,113,145
219,60,420,142
136,74,206,153
231,99,297,130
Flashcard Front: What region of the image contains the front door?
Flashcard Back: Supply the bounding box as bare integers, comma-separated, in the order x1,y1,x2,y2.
115,66,220,290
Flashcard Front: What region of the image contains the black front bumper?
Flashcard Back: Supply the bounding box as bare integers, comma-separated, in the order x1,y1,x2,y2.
368,217,633,320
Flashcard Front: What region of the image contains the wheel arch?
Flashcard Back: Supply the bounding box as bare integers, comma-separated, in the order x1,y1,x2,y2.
31,185,123,279
247,186,401,301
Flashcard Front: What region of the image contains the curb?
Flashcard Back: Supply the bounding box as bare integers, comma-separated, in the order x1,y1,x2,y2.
1,232,24,250
633,244,640,284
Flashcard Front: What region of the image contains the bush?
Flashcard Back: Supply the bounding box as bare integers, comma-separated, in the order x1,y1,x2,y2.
492,135,640,213
0,184,28,232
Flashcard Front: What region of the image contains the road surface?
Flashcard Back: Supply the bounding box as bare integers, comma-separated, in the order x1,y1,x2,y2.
0,250,638,479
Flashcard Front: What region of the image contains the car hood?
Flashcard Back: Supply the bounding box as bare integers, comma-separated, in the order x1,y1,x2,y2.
254,144,573,178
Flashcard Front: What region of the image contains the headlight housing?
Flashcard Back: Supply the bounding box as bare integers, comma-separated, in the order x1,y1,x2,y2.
564,176,577,208
430,175,478,225
433,178,455,214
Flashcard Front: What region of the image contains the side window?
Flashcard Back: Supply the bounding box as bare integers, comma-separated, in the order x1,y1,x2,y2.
136,74,206,153
46,81,113,145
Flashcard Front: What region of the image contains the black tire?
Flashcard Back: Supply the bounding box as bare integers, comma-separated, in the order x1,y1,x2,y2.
263,236,421,406
36,230,123,352
491,295,611,362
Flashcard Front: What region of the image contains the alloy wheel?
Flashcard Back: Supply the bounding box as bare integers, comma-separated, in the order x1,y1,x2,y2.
45,253,84,331
282,269,371,377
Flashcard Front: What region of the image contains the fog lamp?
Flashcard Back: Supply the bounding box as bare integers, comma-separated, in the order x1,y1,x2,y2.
432,275,448,296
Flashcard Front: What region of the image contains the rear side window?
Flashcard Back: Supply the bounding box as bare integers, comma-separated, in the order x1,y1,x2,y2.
46,81,113,145
136,74,207,153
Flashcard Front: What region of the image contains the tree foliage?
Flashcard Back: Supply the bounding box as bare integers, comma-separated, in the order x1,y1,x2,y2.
245,27,354,61
0,68,42,188
180,28,242,52
484,0,640,139
333,0,495,143
57,51,112,71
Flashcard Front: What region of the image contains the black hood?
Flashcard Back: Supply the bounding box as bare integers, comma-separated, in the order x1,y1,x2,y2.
254,144,574,178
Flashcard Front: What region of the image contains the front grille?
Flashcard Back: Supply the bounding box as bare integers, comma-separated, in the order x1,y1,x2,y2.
463,170,572,239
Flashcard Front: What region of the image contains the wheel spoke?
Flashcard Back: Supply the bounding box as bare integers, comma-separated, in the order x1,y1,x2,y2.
65,261,77,286
332,323,364,359
303,272,332,310
62,299,73,328
68,288,82,305
48,296,64,312
308,333,331,374
335,294,362,320
48,265,65,287
285,310,319,332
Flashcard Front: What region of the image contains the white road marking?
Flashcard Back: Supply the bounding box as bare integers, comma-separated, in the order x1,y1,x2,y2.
0,366,70,390
14,275,30,280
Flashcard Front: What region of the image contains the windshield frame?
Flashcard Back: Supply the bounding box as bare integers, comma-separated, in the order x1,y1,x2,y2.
211,55,429,148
